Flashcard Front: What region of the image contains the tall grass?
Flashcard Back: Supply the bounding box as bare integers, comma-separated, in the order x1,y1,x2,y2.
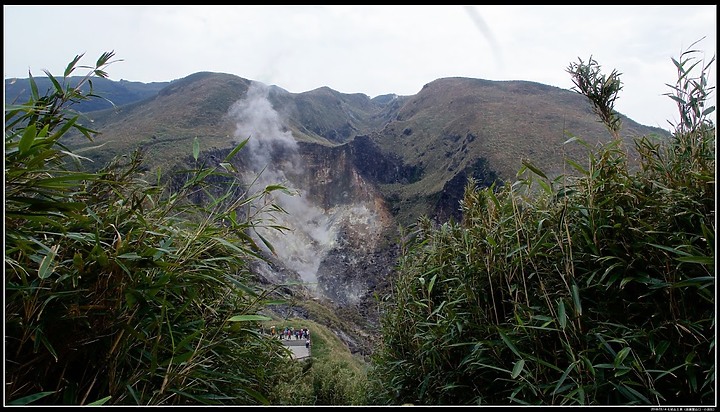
369,42,715,405
5,52,295,405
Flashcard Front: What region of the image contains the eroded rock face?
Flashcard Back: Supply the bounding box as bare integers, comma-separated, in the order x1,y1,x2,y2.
346,135,422,185
220,83,400,323
261,142,396,309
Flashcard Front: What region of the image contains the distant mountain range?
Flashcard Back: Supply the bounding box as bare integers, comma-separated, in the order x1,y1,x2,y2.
5,75,169,112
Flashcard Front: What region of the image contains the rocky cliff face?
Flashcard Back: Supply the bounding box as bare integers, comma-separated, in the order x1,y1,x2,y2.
255,141,396,306
222,84,399,326
295,142,397,310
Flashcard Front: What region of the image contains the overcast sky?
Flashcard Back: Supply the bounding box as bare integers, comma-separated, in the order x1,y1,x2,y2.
4,5,716,130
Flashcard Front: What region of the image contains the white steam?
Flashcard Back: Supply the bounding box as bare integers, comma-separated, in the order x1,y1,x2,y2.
227,83,298,172
227,82,335,288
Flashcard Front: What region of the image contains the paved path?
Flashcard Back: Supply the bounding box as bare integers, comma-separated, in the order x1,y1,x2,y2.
281,338,311,360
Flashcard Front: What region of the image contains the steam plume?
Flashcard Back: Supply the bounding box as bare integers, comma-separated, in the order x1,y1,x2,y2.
227,82,336,288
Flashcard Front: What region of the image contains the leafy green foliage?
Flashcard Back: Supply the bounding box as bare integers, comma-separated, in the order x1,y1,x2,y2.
370,44,715,406
5,52,296,405
567,56,623,137
264,314,371,406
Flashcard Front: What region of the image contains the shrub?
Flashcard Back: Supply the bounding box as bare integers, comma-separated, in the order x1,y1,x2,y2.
5,52,294,405
370,42,715,406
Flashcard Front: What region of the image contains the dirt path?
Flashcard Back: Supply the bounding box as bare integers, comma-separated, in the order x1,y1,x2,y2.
281,338,311,360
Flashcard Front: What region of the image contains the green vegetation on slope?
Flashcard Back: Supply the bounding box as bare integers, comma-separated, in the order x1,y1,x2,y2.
262,316,370,405
4,52,297,406
368,43,715,406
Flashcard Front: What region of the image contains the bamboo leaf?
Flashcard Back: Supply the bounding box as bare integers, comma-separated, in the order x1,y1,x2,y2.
125,291,138,308
59,149,94,164
646,243,692,256
29,71,39,100
238,386,270,405
64,53,84,77
228,314,272,322
49,115,79,142
8,391,56,405
45,71,63,94
96,50,116,67
511,359,525,379
521,159,548,180
486,185,501,210
117,253,143,260
223,136,249,162
35,331,58,361
263,184,293,196
617,383,651,404
30,172,99,185
581,356,595,377
571,283,582,316
212,236,254,256
614,346,631,367
671,276,715,289
160,351,194,366
427,274,437,294
553,362,576,395
18,123,37,154
38,244,59,279
219,162,236,173
498,329,521,358
654,340,670,363
192,136,200,161
687,365,698,393
506,244,527,258
468,362,512,374
565,158,589,176
254,232,275,255
87,396,112,406
563,135,591,149
675,256,713,265
528,230,551,257
537,178,552,195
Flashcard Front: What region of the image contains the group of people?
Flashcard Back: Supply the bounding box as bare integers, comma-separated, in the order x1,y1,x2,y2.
270,326,311,348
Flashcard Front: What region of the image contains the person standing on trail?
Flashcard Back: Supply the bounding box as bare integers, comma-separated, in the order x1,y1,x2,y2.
305,339,310,349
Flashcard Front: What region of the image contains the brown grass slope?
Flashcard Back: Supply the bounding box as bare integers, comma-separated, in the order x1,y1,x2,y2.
70,72,400,169
69,72,254,169
268,85,401,146
371,77,669,223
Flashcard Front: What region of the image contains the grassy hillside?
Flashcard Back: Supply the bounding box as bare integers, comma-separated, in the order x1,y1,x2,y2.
371,77,670,224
